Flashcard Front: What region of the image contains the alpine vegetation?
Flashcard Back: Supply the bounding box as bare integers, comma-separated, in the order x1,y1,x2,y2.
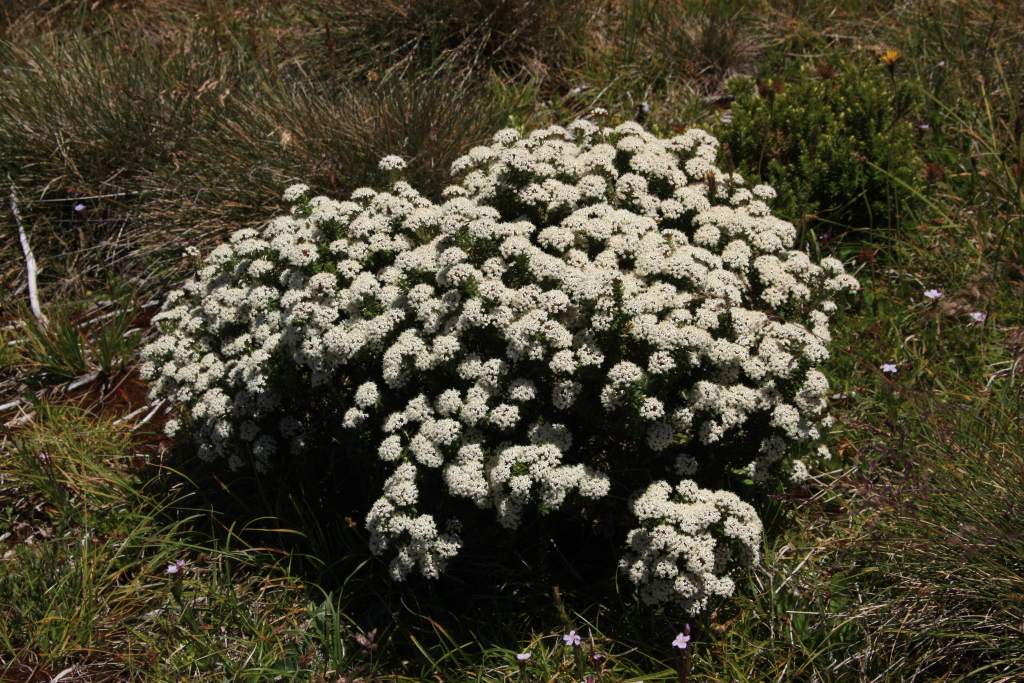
140,115,857,613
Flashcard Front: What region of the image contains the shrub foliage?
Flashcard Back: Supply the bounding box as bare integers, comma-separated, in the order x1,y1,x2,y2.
720,56,923,239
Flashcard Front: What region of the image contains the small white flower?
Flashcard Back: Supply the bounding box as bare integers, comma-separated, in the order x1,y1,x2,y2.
489,404,520,430
608,361,643,387
493,128,520,146
507,378,537,402
283,184,309,201
379,435,404,461
648,351,676,374
342,408,368,429
640,397,665,421
164,418,181,438
379,155,407,171
355,381,380,408
549,349,576,374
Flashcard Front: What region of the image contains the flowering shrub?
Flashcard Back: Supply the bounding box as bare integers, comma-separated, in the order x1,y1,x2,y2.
141,116,857,612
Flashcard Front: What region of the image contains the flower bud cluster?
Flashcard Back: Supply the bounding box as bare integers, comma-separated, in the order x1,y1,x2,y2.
620,479,763,614
141,118,856,598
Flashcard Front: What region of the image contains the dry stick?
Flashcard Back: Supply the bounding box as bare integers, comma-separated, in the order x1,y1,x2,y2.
112,404,149,426
133,400,166,431
8,182,46,332
64,370,102,393
0,400,23,413
48,667,76,683
4,411,35,428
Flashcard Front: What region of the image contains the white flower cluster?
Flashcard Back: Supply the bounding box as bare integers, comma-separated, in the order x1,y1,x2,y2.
620,479,762,613
141,118,856,598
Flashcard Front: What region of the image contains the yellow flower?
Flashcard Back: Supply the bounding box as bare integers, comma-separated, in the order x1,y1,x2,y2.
879,50,900,68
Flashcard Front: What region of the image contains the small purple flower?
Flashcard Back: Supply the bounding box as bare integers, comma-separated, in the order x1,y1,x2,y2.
516,654,531,661
166,559,185,574
918,123,931,131
818,233,830,240
970,311,987,323
672,632,691,649
37,453,49,461
563,630,581,647
924,289,943,299
881,363,898,374
74,203,85,212
592,653,603,662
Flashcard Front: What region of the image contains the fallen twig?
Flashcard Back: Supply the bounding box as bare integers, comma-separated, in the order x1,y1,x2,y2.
63,370,102,393
8,181,46,332
112,404,150,426
133,399,165,431
0,400,23,413
8,181,46,331
4,411,35,428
